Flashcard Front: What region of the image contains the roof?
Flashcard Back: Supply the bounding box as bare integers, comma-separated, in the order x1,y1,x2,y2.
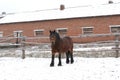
0,3,120,24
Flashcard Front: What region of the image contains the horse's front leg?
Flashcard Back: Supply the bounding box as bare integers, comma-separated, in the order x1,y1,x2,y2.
58,53,62,66
50,54,55,67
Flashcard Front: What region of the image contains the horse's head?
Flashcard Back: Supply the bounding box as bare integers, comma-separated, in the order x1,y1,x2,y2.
49,30,60,44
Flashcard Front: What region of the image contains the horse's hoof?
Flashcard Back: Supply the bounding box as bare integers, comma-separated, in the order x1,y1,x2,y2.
66,62,69,64
50,65,54,67
50,63,54,67
66,61,69,64
58,64,62,66
71,60,74,64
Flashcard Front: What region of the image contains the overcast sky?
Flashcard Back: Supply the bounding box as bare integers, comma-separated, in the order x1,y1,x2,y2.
0,0,120,13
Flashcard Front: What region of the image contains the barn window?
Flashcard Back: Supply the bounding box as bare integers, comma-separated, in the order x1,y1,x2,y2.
0,32,3,37
110,25,120,33
34,29,44,37
14,30,23,37
82,27,93,34
56,28,67,36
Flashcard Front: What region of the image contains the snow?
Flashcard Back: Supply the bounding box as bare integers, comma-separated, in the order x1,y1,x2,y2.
74,46,112,52
0,3,120,24
0,57,120,80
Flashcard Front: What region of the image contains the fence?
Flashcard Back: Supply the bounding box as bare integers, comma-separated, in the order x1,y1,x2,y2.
74,33,120,58
0,33,120,58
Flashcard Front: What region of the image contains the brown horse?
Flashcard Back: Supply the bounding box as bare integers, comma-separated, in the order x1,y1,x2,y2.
49,30,74,67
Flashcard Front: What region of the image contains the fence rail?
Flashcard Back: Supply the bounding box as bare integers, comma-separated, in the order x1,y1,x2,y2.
0,33,120,58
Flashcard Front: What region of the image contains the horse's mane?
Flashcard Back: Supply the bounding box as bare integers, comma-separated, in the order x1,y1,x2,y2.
54,31,61,40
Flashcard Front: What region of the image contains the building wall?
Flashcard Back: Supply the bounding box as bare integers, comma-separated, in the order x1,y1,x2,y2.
0,15,120,43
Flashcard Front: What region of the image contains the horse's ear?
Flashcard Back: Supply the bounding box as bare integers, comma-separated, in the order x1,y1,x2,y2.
53,30,56,33
49,30,52,33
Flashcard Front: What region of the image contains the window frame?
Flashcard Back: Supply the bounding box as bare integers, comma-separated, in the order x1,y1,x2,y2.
0,31,3,37
34,29,44,37
56,28,68,36
109,25,120,33
13,30,23,37
82,27,94,35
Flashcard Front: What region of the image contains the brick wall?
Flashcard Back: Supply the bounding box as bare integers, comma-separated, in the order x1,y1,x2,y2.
0,15,120,43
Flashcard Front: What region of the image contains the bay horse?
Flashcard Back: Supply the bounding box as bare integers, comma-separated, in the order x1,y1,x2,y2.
49,30,74,67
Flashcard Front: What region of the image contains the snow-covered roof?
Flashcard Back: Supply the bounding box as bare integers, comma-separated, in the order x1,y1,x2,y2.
0,3,120,24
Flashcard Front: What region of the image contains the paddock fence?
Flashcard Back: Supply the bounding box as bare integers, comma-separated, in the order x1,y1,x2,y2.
0,33,120,58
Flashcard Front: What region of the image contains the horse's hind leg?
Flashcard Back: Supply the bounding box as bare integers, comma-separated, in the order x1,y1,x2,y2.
70,52,74,64
66,51,69,64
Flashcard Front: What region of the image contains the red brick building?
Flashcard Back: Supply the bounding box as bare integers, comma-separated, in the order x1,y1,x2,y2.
0,3,120,43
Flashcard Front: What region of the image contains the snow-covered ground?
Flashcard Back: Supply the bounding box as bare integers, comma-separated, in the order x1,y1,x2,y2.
0,57,120,80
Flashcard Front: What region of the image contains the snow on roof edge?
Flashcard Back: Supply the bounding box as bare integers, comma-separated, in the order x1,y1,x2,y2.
0,14,120,25
0,3,120,24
